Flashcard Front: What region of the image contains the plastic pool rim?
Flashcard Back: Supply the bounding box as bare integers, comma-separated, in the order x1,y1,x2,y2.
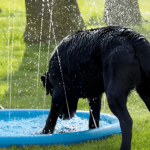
0,109,121,148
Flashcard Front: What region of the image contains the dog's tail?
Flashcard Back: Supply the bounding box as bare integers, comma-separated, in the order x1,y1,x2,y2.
133,34,150,75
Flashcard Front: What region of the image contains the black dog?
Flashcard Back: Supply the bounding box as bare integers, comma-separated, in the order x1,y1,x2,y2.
41,26,150,150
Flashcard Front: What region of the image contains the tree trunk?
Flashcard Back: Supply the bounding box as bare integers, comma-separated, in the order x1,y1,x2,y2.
23,0,85,44
104,0,141,26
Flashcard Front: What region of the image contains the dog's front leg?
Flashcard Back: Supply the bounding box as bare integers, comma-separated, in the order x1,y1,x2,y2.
42,87,65,134
42,105,64,134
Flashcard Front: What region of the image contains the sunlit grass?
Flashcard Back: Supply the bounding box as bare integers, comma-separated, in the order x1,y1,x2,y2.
77,0,105,27
139,0,150,20
0,0,26,104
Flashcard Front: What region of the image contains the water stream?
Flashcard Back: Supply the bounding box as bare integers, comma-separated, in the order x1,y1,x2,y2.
42,0,53,110
10,0,16,109
7,0,11,108
37,2,45,108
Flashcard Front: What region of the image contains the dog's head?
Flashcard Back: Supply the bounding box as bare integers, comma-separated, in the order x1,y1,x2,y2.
41,72,53,95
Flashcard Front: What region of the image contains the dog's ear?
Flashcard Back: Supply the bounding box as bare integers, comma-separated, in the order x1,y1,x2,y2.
41,73,46,89
41,72,53,96
41,74,46,83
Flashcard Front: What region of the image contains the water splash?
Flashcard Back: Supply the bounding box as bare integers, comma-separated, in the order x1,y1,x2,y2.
50,0,71,120
47,0,53,63
7,0,11,108
10,0,16,108
56,46,71,120
37,2,45,107
89,106,97,128
0,114,116,136
42,0,54,111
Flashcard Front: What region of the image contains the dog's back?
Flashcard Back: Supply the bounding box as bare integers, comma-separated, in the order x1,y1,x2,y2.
48,26,150,98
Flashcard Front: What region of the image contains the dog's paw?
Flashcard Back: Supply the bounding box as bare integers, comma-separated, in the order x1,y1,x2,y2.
36,128,53,135
35,131,42,135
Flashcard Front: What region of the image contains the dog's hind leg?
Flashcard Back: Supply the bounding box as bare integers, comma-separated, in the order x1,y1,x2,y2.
136,77,150,111
88,95,102,129
105,79,132,150
42,86,65,134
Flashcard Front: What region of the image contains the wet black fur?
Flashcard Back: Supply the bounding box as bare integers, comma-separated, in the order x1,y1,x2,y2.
41,26,150,150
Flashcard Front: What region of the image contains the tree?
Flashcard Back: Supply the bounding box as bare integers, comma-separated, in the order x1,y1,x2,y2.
23,0,85,44
104,0,141,26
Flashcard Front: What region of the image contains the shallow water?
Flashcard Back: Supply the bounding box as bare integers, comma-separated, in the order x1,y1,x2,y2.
0,114,117,136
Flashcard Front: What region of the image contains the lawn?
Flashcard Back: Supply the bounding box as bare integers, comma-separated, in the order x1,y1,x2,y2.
0,0,150,149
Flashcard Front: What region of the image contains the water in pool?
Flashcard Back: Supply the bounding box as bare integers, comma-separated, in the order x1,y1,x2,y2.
0,114,118,136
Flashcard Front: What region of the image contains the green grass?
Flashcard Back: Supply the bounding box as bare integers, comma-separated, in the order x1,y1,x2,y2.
0,0,150,149
0,0,26,101
77,0,105,27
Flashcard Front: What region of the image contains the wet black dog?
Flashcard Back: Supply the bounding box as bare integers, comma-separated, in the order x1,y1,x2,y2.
41,26,150,150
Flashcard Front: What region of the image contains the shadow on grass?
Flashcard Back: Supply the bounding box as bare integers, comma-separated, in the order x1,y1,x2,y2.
1,43,55,109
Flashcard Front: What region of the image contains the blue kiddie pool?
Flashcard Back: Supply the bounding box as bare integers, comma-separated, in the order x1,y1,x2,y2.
0,109,121,148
